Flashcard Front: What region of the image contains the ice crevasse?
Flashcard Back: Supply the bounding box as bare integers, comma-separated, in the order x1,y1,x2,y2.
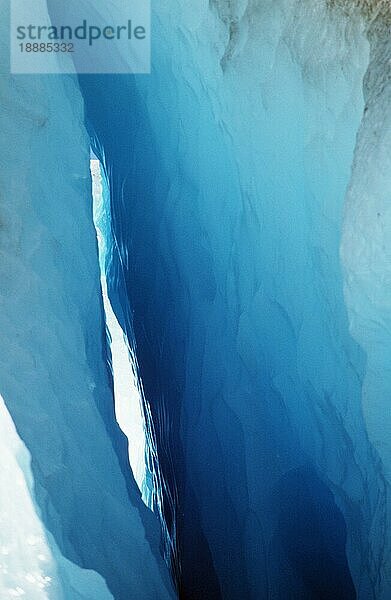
2,0,391,599
0,0,175,598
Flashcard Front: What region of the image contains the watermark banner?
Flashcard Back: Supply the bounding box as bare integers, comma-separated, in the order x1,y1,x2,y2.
10,0,150,74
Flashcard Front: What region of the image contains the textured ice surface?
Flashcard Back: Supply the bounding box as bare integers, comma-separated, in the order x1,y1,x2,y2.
78,1,391,599
0,1,174,599
341,9,391,594
0,395,113,600
3,0,391,599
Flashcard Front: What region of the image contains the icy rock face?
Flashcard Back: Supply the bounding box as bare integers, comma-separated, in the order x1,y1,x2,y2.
79,1,391,599
0,2,174,599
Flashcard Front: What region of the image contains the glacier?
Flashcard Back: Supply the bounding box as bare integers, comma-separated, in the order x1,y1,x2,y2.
0,394,114,599
0,1,175,598
2,0,391,599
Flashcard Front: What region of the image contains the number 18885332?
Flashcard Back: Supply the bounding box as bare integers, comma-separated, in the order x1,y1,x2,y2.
19,42,74,53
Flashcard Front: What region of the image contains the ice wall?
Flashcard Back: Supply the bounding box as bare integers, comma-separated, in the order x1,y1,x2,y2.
341,2,391,485
341,6,391,593
0,1,175,599
0,394,113,599
78,1,391,599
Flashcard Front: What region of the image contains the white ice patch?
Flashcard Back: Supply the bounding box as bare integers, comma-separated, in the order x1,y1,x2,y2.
90,159,148,497
0,395,113,600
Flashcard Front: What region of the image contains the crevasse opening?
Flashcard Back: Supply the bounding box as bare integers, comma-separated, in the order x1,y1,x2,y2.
4,1,391,599
90,157,148,501
89,154,177,575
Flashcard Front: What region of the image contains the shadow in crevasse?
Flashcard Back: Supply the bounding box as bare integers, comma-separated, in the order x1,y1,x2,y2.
270,465,356,600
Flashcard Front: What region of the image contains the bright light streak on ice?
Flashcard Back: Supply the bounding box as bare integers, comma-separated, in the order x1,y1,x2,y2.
90,159,147,497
